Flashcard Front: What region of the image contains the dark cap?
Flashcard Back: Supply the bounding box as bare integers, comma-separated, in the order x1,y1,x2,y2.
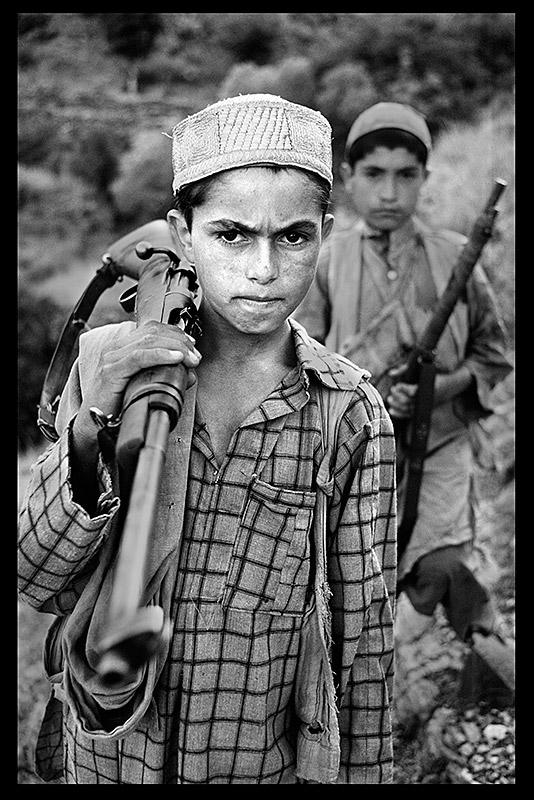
345,102,432,157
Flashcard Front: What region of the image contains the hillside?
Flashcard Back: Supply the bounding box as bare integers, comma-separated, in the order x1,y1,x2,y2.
18,13,515,784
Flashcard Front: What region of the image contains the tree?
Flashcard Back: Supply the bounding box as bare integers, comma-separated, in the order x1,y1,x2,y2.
95,13,162,93
219,56,316,108
216,13,283,65
316,62,378,173
70,126,125,199
110,130,174,229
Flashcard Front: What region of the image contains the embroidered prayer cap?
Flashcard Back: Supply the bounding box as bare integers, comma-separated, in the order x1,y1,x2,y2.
345,101,432,158
170,93,333,193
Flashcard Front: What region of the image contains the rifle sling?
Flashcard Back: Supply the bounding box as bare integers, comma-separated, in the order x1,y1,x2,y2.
396,358,436,560
37,259,123,441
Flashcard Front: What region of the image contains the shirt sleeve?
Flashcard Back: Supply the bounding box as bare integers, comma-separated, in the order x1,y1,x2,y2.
17,354,121,613
18,322,137,612
460,262,513,415
327,380,397,783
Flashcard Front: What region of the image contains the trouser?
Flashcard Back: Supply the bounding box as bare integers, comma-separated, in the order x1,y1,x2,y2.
398,545,496,642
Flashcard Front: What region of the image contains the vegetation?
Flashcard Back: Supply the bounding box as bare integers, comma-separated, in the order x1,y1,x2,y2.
18,12,515,450
17,14,515,785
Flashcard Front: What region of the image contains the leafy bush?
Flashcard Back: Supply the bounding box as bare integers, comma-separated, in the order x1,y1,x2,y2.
110,130,175,228
17,111,62,169
70,125,126,196
18,12,56,43
215,13,284,65
94,13,162,61
219,56,316,108
19,167,115,278
316,62,379,172
18,164,58,207
138,53,190,91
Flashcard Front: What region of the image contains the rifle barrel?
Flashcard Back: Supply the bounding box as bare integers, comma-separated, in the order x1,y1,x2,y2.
418,178,507,355
108,408,171,621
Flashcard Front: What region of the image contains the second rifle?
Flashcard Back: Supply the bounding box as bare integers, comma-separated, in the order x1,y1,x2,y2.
395,178,507,561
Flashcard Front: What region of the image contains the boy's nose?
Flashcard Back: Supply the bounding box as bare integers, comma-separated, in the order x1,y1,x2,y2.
246,242,279,283
380,176,398,200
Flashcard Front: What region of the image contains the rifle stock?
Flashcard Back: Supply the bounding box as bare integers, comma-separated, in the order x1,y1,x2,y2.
94,241,200,686
37,220,180,442
35,220,201,686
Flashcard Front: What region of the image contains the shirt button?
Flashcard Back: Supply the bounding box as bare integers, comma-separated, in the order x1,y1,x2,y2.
387,269,398,281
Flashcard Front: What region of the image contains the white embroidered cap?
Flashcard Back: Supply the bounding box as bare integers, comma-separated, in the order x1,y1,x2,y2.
170,93,333,193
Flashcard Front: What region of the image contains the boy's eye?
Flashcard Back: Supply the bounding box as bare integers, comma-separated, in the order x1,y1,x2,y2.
220,230,241,242
281,230,311,246
284,232,303,244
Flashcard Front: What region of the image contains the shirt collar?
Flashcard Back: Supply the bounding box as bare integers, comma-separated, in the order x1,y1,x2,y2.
360,216,421,257
197,320,369,430
289,318,369,391
360,215,415,234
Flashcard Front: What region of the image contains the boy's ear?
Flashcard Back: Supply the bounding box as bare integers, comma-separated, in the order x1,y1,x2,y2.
322,213,335,242
167,209,194,262
340,161,353,187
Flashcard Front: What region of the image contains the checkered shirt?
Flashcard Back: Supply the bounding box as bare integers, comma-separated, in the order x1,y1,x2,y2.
18,320,397,784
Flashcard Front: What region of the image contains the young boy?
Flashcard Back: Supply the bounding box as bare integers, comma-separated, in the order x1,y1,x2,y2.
294,102,513,686
18,94,397,784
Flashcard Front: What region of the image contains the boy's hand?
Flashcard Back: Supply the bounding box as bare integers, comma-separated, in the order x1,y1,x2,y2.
74,321,201,446
386,362,474,419
386,363,417,419
386,382,417,419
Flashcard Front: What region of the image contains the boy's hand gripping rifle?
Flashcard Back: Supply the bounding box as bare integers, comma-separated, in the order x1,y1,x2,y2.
37,220,201,686
395,178,506,562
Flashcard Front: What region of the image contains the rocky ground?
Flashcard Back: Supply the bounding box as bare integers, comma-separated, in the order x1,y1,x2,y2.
392,396,515,785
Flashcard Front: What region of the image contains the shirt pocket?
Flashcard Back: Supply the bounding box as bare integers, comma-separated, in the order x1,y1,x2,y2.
224,478,316,616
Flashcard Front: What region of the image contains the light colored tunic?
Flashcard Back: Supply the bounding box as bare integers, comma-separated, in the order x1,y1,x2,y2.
293,217,512,579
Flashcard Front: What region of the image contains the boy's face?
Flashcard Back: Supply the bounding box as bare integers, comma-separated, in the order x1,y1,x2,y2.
342,146,427,233
169,167,333,337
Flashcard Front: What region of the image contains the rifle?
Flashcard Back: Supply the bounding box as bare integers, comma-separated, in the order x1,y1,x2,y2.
395,178,507,561
37,220,201,686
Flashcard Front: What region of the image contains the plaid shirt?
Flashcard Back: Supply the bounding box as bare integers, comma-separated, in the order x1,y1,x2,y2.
18,320,397,784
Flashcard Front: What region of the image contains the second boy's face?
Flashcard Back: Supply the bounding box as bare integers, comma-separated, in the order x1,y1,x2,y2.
343,146,427,233
171,167,333,338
